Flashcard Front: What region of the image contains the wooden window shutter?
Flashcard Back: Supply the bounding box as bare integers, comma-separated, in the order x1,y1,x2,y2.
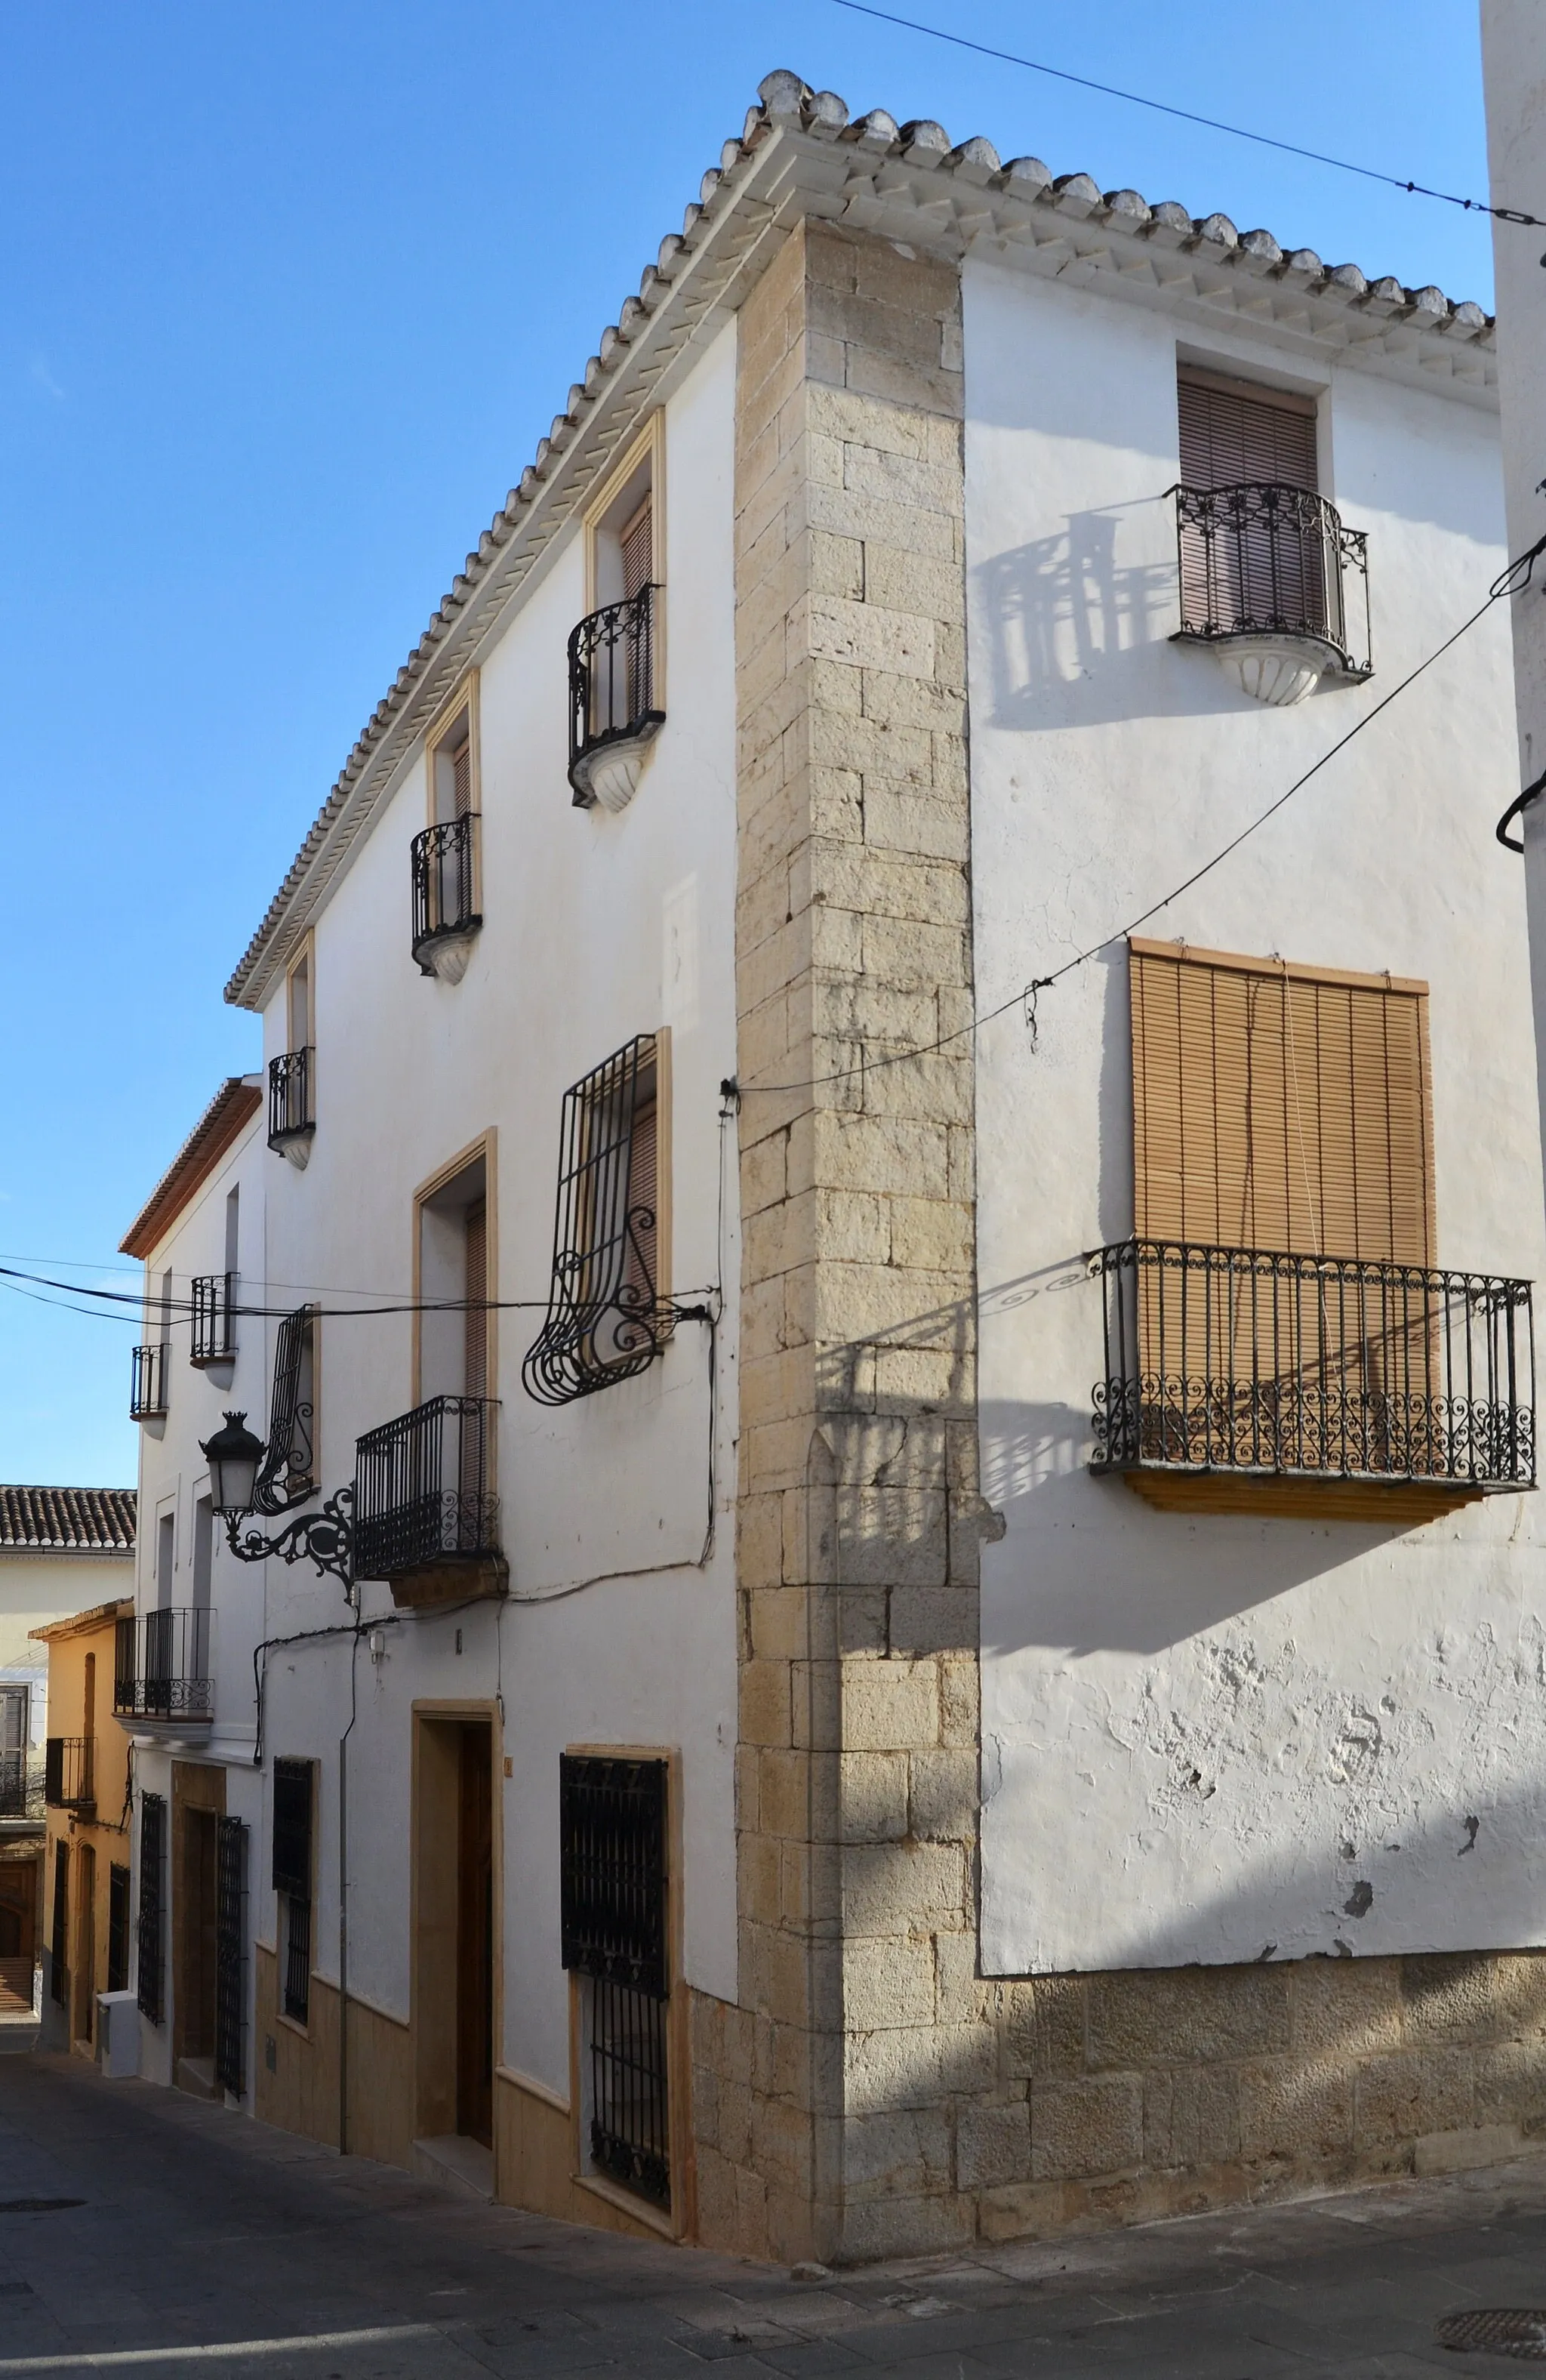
1178,372,1318,494
621,497,653,603
1129,939,1435,1266
624,1093,658,1312
463,1200,488,1401
451,729,472,818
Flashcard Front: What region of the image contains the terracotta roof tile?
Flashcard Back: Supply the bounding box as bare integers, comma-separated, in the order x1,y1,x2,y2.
0,1486,137,1553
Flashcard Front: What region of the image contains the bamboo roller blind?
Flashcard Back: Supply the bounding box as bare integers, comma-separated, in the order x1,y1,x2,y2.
1178,370,1318,494
1129,939,1436,1265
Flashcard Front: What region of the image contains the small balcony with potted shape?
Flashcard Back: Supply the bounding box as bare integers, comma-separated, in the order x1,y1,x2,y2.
44,1737,94,1817
568,584,664,812
411,814,482,984
353,1395,505,1611
113,1608,214,1734
268,1044,316,1169
129,1339,169,1423
0,1748,44,1830
1089,1237,1535,1524
1172,482,1372,707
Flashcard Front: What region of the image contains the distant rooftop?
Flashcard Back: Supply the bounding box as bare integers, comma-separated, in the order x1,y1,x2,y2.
0,1486,137,1555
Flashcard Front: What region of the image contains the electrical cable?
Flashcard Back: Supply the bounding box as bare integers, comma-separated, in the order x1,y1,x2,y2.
828,0,1542,230
741,526,1546,1101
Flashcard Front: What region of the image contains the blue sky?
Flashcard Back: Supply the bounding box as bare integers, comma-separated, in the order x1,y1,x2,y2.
0,1,1501,1487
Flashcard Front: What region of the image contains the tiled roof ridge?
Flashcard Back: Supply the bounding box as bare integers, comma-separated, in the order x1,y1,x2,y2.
0,1484,137,1552
119,1072,263,1259
223,69,1495,1009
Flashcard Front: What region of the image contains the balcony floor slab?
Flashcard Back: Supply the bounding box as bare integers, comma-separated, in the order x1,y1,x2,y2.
1116,1468,1490,1524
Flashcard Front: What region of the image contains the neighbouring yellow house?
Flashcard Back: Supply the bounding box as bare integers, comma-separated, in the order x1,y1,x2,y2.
32,1598,136,2053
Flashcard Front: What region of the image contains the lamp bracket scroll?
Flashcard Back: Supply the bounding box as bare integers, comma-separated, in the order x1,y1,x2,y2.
199,1411,355,1595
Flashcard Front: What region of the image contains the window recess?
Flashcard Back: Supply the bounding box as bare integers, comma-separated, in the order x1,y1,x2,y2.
272,1759,313,2027
522,1034,670,1406
560,1754,672,2210
569,424,664,812
270,945,316,1165
1089,940,1535,1517
1172,367,1370,704
214,1817,248,2097
250,1306,316,1514
414,695,482,984
137,1793,166,2026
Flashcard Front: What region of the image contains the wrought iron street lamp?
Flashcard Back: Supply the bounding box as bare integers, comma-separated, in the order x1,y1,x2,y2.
199,1410,355,1591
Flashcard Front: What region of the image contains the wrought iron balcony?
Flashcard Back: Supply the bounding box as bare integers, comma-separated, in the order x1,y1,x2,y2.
268,1047,315,1164
1091,1239,1535,1515
1174,482,1371,703
411,814,482,982
130,1340,169,1421
0,1750,44,1822
190,1272,236,1366
353,1395,502,1604
114,1608,213,1723
568,585,664,812
44,1737,94,1814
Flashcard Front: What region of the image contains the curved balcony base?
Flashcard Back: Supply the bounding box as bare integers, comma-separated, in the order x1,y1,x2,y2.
1113,1466,1486,1527
569,717,664,813
412,923,481,985
1209,631,1344,708
269,1126,314,1171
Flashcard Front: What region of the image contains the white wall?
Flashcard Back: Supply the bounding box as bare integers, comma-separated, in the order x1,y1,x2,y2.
0,1554,133,1738
963,254,1546,1974
254,319,741,2093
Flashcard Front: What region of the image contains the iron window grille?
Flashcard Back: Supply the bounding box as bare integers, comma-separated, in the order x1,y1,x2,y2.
114,1609,213,1722
353,1395,499,1580
137,1793,165,2025
0,1751,43,1820
268,1047,315,1150
1173,482,1372,677
568,586,664,805
411,815,482,973
215,1816,248,2095
49,1842,67,2009
560,1754,671,2207
523,1035,667,1405
130,1341,169,1421
273,1759,313,2026
107,1864,131,1995
1090,1240,1536,1490
44,1737,94,1814
191,1272,236,1366
251,1306,316,1513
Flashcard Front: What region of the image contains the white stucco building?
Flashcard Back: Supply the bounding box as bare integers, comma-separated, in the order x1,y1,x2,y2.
121,72,1546,2261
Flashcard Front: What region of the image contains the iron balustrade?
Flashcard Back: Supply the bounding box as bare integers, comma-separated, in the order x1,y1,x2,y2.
44,1738,94,1813
1174,482,1372,677
137,1792,166,2025
214,1816,248,2097
190,1273,236,1366
267,1047,315,1148
353,1395,499,1580
0,1750,43,1820
1090,1239,1535,1490
411,815,481,972
114,1608,214,1722
130,1341,169,1421
568,585,663,803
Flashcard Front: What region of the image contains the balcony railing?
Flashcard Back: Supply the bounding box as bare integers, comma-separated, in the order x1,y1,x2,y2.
190,1273,236,1366
354,1395,499,1581
1090,1240,1535,1492
130,1340,169,1420
568,585,664,809
411,815,482,977
0,1750,44,1822
268,1047,315,1151
44,1737,94,1814
1175,482,1371,677
114,1608,214,1723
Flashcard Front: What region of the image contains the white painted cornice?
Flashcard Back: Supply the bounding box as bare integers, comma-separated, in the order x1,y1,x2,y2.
225,72,1497,1012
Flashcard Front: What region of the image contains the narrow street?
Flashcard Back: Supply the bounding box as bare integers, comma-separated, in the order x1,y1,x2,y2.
3,2052,1546,2376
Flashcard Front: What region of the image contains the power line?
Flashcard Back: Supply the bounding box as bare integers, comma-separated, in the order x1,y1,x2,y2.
830,0,1541,231
744,527,1546,1100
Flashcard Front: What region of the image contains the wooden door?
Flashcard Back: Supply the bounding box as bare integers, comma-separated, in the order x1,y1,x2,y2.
455,1725,493,2147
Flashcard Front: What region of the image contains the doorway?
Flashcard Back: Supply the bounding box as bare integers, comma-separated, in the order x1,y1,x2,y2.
72,1844,95,2046
412,1710,497,2160
172,1761,226,2095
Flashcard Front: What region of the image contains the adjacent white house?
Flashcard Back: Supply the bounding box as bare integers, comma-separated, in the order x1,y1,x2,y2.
121,73,1546,2262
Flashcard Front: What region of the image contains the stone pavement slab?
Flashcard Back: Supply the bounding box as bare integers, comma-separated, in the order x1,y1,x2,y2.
6,2055,1546,2374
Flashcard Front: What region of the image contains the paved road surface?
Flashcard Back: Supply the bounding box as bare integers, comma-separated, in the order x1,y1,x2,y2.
3,2051,1546,2375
